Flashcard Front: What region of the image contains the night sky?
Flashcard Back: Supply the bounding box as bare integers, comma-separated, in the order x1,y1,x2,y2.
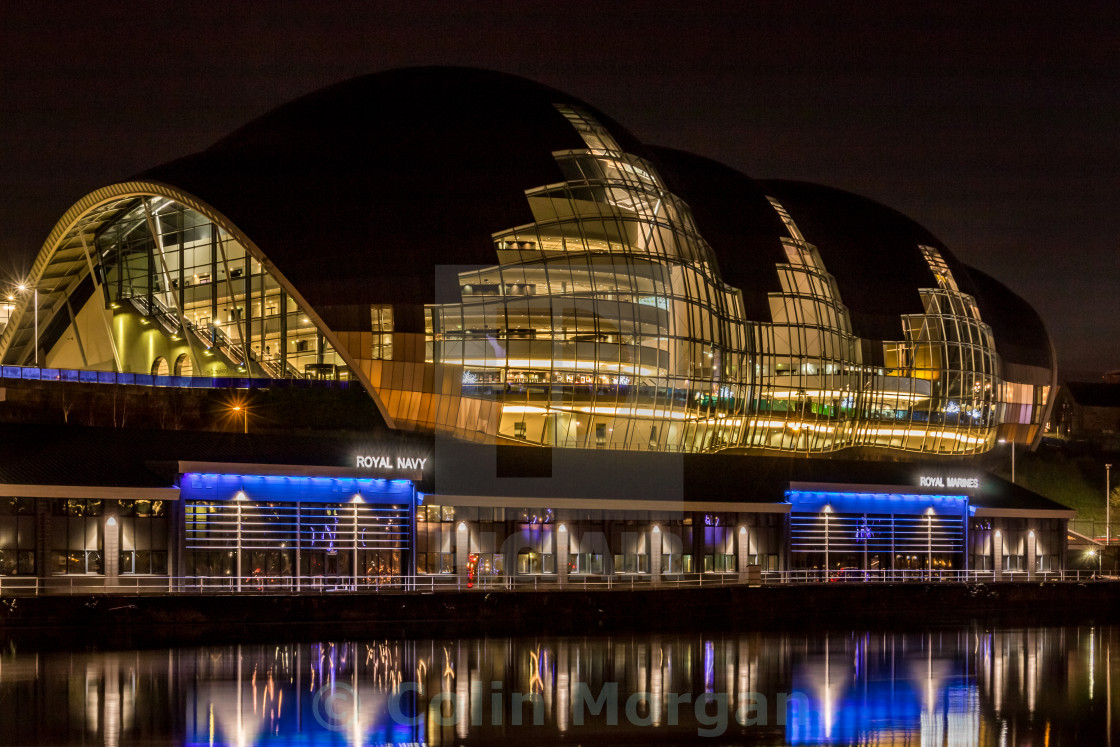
1,1,1116,380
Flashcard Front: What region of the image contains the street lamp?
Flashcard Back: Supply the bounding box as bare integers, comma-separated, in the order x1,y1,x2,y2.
822,504,832,577
998,438,1016,483
1107,463,1113,547
1088,549,1102,576
232,404,247,434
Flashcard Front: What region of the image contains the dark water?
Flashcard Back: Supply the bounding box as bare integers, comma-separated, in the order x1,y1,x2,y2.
0,625,1116,745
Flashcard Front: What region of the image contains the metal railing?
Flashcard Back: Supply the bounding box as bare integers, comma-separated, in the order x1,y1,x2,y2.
0,364,352,391
0,569,1110,597
1068,520,1117,545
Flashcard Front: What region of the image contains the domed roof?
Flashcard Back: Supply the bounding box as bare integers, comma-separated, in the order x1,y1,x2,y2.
647,150,1052,369
758,180,1052,369
134,67,1052,372
139,67,647,320
963,266,1054,369
758,179,975,341
646,147,788,321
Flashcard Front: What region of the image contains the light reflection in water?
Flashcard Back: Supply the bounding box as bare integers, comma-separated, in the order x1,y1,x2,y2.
0,626,1116,745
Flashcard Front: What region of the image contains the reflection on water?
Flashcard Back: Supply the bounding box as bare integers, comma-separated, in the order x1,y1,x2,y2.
0,626,1116,745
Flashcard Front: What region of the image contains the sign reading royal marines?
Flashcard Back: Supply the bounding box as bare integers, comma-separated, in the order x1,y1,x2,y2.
918,475,980,489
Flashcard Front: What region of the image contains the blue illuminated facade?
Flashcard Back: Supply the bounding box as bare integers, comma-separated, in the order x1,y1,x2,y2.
0,420,1075,589
179,473,416,504
177,471,419,588
786,489,972,573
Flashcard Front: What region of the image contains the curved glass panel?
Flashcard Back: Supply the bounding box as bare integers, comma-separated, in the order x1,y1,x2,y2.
425,104,751,451
7,195,350,381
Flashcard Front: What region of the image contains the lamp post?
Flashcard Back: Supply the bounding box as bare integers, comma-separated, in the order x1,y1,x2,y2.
1107,463,1113,547
232,405,247,434
926,507,934,581
822,504,832,578
998,438,1016,483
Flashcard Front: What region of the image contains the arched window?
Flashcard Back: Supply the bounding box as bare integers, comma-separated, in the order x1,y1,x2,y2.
174,353,193,377
151,357,169,376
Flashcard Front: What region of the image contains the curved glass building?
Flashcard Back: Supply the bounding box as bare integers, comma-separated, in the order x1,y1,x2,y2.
0,67,1054,456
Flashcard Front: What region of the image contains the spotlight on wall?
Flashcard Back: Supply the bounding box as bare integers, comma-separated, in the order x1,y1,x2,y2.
106,516,117,527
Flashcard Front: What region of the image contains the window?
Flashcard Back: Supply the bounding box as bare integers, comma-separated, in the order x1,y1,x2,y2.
703,553,736,573
571,553,605,575
371,305,394,360
118,500,168,574
151,357,169,376
0,497,36,575
613,553,648,574
174,353,193,376
51,499,105,574
661,553,690,574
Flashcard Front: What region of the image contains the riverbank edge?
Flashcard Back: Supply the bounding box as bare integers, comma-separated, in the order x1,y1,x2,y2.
4,582,1120,646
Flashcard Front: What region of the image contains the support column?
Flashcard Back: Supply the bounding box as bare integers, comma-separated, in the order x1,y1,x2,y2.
456,521,469,585
35,500,50,585
1027,529,1037,581
557,524,569,587
236,500,243,592
210,231,218,347
104,516,120,588
279,291,288,376
737,526,749,581
215,231,252,374
79,232,123,373
143,200,202,374
823,506,832,576
650,525,661,584
993,529,1004,581
352,503,359,590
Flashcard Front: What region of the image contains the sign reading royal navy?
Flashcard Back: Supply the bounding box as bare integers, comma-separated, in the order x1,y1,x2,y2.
355,455,428,471
919,475,980,489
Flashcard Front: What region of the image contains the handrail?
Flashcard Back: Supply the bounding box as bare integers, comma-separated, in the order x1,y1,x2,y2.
0,569,1108,597
0,364,351,390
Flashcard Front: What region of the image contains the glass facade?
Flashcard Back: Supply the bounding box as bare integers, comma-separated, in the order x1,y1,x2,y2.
1,193,349,382
0,101,1053,459
789,511,965,572
373,107,1024,455
423,503,785,581
92,198,349,380
178,473,416,588
426,105,750,451
0,498,168,577
185,499,409,587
